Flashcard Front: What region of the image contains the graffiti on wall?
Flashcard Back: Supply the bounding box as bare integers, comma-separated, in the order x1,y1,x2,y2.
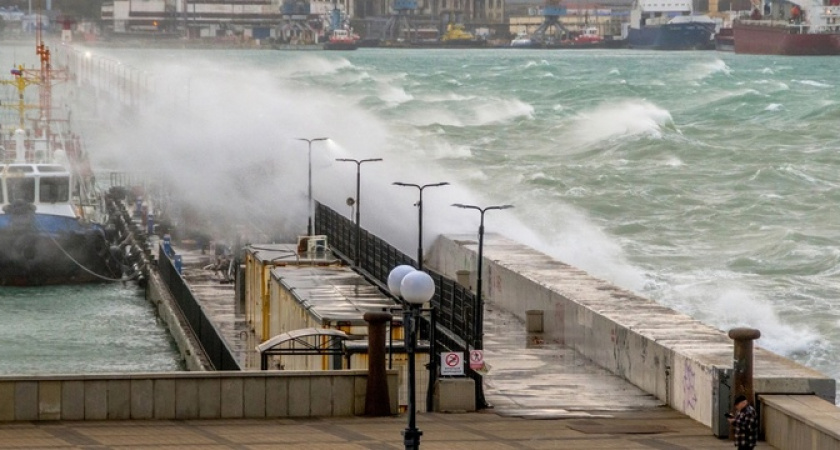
683,359,697,411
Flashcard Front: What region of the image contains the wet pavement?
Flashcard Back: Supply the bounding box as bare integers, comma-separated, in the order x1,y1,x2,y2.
481,304,665,418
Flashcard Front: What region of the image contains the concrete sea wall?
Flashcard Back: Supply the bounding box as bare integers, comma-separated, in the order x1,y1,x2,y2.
426,234,836,428
0,371,398,421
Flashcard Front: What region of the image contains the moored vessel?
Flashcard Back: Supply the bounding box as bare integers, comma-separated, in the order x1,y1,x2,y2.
627,0,716,50
0,40,121,286
733,3,840,55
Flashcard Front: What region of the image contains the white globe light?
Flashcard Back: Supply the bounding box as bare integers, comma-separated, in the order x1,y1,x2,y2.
400,270,435,305
388,265,416,297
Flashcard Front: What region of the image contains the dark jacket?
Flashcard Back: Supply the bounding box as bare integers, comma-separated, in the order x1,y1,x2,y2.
733,404,758,448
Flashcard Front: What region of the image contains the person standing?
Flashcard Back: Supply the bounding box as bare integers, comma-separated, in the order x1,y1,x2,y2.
727,394,758,450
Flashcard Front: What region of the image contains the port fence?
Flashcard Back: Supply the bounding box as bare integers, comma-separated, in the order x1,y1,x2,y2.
315,202,486,408
158,244,241,371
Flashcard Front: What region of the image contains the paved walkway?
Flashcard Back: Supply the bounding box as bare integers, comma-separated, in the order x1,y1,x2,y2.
0,409,770,449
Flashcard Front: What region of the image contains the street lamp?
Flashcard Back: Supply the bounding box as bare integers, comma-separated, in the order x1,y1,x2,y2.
388,265,435,450
393,181,449,271
336,157,383,266
450,203,513,353
297,137,329,236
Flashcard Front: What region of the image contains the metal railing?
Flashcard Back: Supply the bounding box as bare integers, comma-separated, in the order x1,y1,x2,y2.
315,202,486,407
158,244,240,371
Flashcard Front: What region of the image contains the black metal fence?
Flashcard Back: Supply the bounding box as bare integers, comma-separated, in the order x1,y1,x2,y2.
315,202,486,407
158,245,241,371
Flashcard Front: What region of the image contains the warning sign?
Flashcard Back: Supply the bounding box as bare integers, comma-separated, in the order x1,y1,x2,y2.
440,351,464,376
469,350,484,370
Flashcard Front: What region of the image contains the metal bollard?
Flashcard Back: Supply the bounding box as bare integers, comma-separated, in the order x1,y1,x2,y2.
134,197,142,218
146,213,155,236
163,234,172,257
174,254,182,274
364,311,393,416
728,327,761,406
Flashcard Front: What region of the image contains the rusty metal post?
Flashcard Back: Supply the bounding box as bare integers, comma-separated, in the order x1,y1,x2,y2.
728,327,761,406
364,311,393,416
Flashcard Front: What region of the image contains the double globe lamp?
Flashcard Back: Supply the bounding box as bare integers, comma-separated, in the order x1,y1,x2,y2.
387,265,435,450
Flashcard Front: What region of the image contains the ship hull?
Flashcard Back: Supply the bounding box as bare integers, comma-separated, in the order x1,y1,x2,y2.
628,23,714,50
0,212,117,286
733,22,840,55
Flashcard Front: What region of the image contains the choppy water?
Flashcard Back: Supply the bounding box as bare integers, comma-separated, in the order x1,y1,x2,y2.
8,43,840,393
0,284,183,374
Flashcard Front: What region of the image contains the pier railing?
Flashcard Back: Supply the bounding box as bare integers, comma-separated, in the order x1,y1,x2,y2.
158,245,241,371
315,202,486,408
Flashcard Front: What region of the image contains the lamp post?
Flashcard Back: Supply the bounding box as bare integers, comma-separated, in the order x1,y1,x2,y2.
297,137,329,236
336,157,383,266
392,182,449,271
388,265,435,450
450,203,513,352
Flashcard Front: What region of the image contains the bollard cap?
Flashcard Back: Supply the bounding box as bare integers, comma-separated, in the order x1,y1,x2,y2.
363,311,393,323
728,327,761,340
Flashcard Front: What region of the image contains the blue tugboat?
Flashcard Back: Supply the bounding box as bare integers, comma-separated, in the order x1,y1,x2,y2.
627,0,716,50
0,42,120,286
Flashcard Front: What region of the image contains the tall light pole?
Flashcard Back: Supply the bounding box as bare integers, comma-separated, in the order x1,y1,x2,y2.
336,157,383,266
297,137,329,236
450,203,513,351
392,181,449,270
388,265,435,450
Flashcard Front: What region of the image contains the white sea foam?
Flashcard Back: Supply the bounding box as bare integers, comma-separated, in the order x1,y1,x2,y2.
795,79,832,88
565,100,673,147
765,103,784,111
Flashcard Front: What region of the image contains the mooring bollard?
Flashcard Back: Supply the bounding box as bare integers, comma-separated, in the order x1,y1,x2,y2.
364,311,393,416
174,254,182,274
163,234,172,257
146,213,155,236
728,327,761,406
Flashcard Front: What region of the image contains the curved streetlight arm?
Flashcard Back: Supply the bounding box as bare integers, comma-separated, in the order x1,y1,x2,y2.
336,157,383,266
394,182,449,270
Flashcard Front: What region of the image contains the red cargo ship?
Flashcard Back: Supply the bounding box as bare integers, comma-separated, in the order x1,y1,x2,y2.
732,4,840,55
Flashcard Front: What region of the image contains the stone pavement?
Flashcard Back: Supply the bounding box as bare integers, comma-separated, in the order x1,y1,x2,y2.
0,409,771,449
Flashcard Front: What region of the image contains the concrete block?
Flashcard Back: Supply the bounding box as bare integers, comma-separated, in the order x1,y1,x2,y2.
84,381,107,420
130,379,153,419
0,382,15,421
265,377,288,418
433,378,475,412
38,381,61,420
14,382,38,421
61,381,84,420
220,378,243,418
243,377,266,418
353,375,366,416
153,379,176,419
332,375,354,416
388,372,400,415
107,380,131,419
175,379,199,419
526,310,544,333
287,377,310,417
310,377,332,417
198,378,221,419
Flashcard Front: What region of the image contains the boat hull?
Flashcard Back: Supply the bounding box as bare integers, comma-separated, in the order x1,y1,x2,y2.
733,22,840,55
628,23,715,50
715,27,734,51
0,212,117,286
323,41,358,50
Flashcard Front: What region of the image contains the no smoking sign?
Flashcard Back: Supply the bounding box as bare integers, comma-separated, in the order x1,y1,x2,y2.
440,351,464,376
